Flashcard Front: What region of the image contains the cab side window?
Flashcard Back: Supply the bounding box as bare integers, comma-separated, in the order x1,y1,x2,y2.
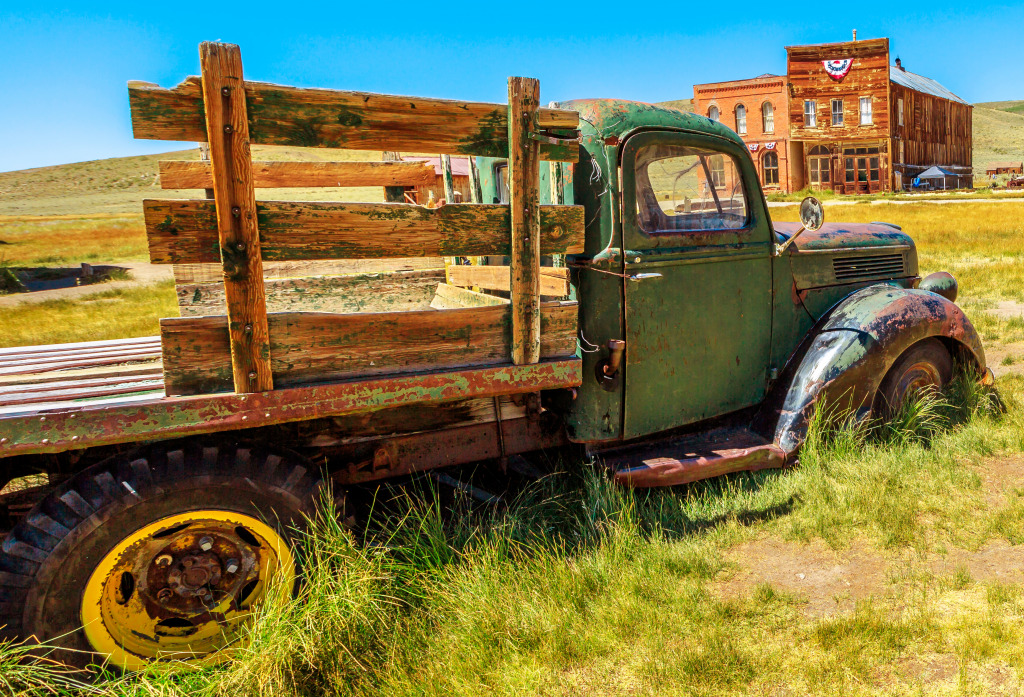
634,143,748,234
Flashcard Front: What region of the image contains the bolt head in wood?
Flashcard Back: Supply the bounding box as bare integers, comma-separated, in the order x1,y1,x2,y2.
248,371,258,380
224,125,233,134
243,323,253,334
221,86,231,97
235,242,245,251
231,206,241,217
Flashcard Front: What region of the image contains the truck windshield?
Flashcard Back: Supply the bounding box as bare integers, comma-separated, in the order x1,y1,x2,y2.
634,143,748,234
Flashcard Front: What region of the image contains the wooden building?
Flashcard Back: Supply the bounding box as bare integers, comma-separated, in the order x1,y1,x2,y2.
986,162,1023,176
395,156,473,204
692,36,973,193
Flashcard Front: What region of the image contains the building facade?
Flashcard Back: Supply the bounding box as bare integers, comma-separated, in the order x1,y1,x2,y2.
692,37,972,193
693,74,791,193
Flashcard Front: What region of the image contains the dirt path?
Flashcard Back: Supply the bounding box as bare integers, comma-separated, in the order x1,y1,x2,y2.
767,197,1024,208
714,454,1024,619
0,262,172,307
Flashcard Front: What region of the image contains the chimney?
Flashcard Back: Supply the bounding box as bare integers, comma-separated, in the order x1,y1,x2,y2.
852,29,857,41
895,56,905,71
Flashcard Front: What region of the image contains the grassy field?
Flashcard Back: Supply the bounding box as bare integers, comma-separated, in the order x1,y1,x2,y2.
4,201,1024,695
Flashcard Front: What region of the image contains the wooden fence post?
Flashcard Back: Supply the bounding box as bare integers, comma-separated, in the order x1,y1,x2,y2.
199,41,273,393
440,154,456,203
507,77,541,365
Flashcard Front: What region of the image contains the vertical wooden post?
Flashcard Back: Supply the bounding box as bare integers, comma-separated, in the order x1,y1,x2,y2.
468,156,483,204
199,42,273,393
440,154,456,203
507,77,541,365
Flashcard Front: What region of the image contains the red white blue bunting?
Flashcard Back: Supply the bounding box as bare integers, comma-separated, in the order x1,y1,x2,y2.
822,59,853,81
747,143,759,152
765,142,776,150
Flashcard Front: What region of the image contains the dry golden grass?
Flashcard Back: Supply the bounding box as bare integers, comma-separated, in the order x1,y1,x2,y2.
0,215,149,266
0,281,177,348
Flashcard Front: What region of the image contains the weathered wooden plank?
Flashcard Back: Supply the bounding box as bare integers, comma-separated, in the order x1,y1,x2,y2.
160,301,578,396
430,283,509,309
0,359,582,457
199,42,272,393
144,199,585,264
129,77,579,161
171,258,444,284
0,354,161,377
440,155,456,202
0,380,164,408
159,160,437,189
0,373,164,396
447,265,568,297
0,363,162,388
177,269,443,316
508,77,543,365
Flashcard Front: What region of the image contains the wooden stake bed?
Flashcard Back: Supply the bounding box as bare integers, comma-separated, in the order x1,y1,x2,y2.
0,41,585,458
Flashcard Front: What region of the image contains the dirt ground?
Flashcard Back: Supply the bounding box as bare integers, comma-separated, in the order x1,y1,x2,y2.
715,455,1024,620
0,261,171,308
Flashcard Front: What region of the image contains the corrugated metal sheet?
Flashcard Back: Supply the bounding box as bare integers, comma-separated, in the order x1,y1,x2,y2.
890,67,967,105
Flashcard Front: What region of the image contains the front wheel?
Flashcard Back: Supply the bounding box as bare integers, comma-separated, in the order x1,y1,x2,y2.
877,338,953,414
0,441,323,670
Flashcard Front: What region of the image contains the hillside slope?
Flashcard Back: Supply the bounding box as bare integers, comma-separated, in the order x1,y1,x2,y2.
0,146,385,216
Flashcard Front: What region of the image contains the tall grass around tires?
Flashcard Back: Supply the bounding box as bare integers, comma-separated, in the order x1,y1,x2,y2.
3,373,1023,696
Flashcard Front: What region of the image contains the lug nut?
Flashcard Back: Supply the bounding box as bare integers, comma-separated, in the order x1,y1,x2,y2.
225,559,239,574
199,536,214,552
155,554,173,567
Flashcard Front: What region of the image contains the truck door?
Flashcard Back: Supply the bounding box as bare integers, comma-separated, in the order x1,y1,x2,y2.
620,131,773,439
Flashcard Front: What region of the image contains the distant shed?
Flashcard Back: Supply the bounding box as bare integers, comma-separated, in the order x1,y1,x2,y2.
986,161,1023,176
396,156,472,204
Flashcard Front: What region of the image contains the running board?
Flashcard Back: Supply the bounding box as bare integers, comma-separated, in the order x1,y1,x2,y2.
599,428,787,488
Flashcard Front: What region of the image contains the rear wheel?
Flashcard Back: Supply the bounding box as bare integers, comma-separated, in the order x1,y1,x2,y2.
0,441,324,670
877,338,953,414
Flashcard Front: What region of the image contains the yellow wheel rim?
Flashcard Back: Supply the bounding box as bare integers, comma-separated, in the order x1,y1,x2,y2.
80,510,295,671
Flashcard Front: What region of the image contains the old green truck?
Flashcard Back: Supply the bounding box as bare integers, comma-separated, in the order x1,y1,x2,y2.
0,43,987,669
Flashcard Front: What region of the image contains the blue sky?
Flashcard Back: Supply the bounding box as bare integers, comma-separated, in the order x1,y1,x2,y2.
1,2,1021,172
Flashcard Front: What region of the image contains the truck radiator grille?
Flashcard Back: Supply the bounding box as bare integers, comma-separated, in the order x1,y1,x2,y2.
833,254,905,282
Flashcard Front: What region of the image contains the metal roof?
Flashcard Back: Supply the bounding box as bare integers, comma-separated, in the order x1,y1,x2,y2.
890,67,967,105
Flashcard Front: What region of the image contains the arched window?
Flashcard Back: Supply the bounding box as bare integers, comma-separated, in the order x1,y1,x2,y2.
762,102,774,133
708,105,720,121
809,145,830,156
763,151,779,185
735,104,747,135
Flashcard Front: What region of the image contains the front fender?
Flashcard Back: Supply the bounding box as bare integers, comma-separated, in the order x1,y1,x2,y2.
772,284,985,453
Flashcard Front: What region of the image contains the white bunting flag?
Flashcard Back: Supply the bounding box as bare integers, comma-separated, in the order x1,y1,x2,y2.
823,59,853,81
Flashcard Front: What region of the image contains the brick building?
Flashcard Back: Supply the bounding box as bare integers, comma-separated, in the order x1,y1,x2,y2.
693,74,791,193
692,37,972,193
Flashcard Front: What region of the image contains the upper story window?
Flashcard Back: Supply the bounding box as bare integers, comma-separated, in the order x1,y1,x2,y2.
898,98,904,126
762,102,774,133
735,104,747,135
633,143,748,234
831,99,844,126
762,151,779,185
860,97,873,125
804,100,817,127
708,105,720,121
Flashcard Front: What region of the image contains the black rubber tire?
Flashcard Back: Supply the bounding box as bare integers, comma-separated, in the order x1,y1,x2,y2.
0,440,324,668
877,338,954,414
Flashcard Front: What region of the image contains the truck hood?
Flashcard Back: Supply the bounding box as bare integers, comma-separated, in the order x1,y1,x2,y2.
775,222,918,291
773,222,913,252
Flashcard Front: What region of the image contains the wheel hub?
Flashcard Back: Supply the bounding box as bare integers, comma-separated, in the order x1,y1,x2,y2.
81,511,294,670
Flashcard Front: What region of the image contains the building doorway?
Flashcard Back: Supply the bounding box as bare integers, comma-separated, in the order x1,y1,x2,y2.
807,145,831,190
842,146,881,194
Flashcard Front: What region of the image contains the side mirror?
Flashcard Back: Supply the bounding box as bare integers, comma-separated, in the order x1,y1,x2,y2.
775,196,824,256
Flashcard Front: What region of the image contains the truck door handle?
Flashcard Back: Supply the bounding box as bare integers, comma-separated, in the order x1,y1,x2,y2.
627,273,663,282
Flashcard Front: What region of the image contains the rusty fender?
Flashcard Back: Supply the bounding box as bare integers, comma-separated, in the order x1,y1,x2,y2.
772,283,985,454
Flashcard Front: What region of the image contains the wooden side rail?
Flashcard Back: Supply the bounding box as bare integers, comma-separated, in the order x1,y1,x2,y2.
129,78,579,161
144,200,584,264
447,265,569,297
161,302,578,396
129,41,583,398
159,160,437,189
